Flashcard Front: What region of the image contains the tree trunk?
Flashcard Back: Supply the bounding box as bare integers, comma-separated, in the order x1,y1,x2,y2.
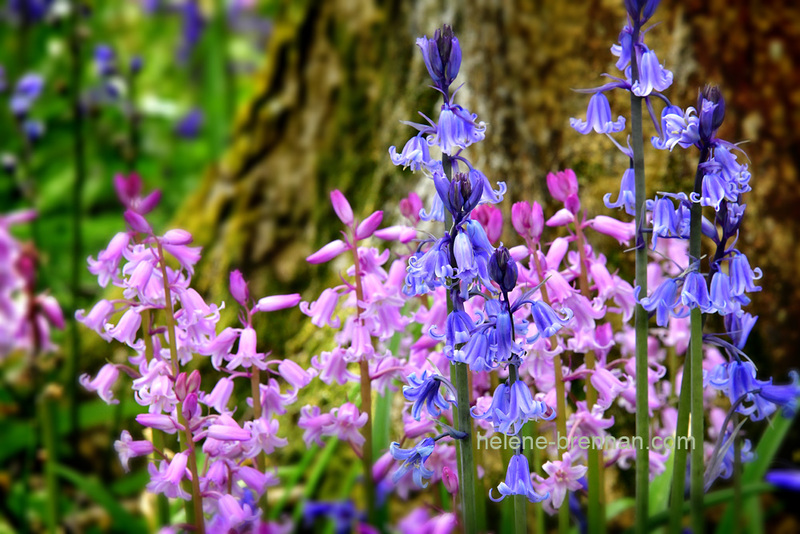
175,0,800,370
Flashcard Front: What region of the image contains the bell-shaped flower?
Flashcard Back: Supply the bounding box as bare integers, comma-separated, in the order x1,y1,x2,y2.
511,201,544,243
200,376,235,414
307,239,350,264
603,168,636,216
631,46,673,96
471,204,503,244
403,371,453,420
298,405,336,447
570,92,626,135
416,24,461,93
428,103,486,155
226,327,267,370
114,430,154,472
390,437,436,488
680,271,713,313
637,277,688,327
311,347,358,385
79,363,120,405
724,312,758,350
546,169,579,203
389,134,435,172
490,453,549,503
728,254,762,297
245,417,289,456
528,301,572,342
146,452,191,500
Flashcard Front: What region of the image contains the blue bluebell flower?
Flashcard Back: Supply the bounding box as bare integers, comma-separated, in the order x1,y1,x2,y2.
389,134,436,172
404,235,453,296
466,165,506,205
10,73,43,117
707,360,800,421
692,168,730,211
432,310,473,356
453,327,496,371
527,300,573,342
8,0,53,23
472,381,554,436
434,170,482,223
570,92,626,135
708,272,742,316
680,271,712,313
428,103,486,155
304,500,362,534
403,371,453,420
697,84,726,145
765,470,800,492
713,144,751,195
604,168,636,216
94,44,117,77
624,0,661,25
175,108,203,139
631,45,673,97
727,254,762,297
489,453,549,503
637,277,688,327
489,246,518,294
416,25,461,97
178,0,205,63
724,312,758,350
390,437,436,488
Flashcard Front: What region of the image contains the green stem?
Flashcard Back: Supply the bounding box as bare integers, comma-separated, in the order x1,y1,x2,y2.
157,243,205,534
574,221,605,534
39,393,59,533
508,365,527,534
250,365,270,515
531,423,546,534
66,0,87,443
452,360,478,534
732,414,742,534
629,22,650,534
688,147,710,534
668,357,691,534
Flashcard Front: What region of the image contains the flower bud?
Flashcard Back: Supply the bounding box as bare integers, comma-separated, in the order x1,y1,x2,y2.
229,269,250,306
416,24,461,93
330,190,354,226
442,466,459,494
546,169,579,202
489,246,518,293
355,210,384,240
697,84,725,143
564,193,581,215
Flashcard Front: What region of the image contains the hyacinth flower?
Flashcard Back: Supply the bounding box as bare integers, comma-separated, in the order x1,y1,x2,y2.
78,176,311,532
300,189,415,523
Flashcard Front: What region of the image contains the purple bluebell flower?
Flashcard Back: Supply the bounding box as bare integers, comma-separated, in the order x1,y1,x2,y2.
624,0,660,25
304,500,363,534
724,312,758,350
697,84,726,145
10,73,44,117
490,453,549,503
727,254,762,297
403,371,453,420
94,44,117,77
8,0,53,23
637,277,688,327
389,134,435,171
114,430,154,472
147,452,191,500
404,235,453,296
428,103,486,155
708,272,739,316
603,168,636,215
472,381,554,436
390,437,436,488
178,0,205,63
652,105,701,151
80,363,120,405
175,108,203,139
631,46,673,97
528,300,573,342
680,271,712,313
708,360,800,421
489,246,518,294
433,310,473,356
433,170,482,223
416,24,461,97
570,92,626,135
765,470,800,492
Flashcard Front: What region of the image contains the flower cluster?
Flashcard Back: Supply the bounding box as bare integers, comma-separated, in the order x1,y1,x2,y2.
78,173,310,532
0,210,63,359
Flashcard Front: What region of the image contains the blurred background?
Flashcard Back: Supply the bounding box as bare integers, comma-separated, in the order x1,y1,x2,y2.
1,0,799,532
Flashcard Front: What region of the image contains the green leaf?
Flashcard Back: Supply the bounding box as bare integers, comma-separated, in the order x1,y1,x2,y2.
55,464,147,531
649,442,675,528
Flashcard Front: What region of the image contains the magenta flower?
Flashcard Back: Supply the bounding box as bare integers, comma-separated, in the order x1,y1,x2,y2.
298,405,336,447
255,293,302,313
80,363,120,405
114,430,154,472
541,452,588,509
147,452,191,500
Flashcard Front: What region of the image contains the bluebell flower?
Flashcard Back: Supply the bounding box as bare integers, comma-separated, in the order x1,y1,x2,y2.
604,168,636,216
428,103,486,155
453,327,496,371
680,271,712,313
720,201,746,239
403,371,453,420
175,108,203,139
527,300,573,342
10,73,44,117
724,312,758,350
713,144,751,195
466,166,506,205
94,44,117,77
727,254,762,297
570,92,626,135
404,235,453,296
389,134,436,172
708,360,800,421
637,277,688,327
489,453,549,503
22,119,44,143
648,194,690,247
611,25,634,71
451,220,494,299
178,0,205,63
8,0,53,23
489,246,518,294
416,25,461,97
624,0,661,25
705,429,755,491
708,272,742,316
697,84,726,144
631,45,673,97
390,437,436,488
432,310,473,356
765,470,800,492
433,170,482,223
691,168,732,211
304,500,362,534
472,381,554,436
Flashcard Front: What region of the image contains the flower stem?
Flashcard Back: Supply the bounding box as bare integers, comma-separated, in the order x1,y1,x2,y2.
250,365,270,515
668,355,691,534
508,364,528,533
156,243,205,534
629,23,650,534
350,243,376,524
574,221,606,534
532,251,569,532
732,414,743,534
688,148,709,534
39,391,59,533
